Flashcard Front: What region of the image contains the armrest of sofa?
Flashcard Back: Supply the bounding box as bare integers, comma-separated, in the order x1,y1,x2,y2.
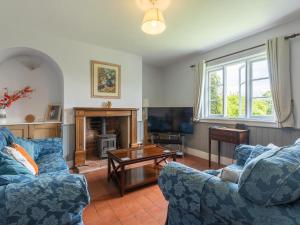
31,138,63,157
158,162,213,213
4,173,90,225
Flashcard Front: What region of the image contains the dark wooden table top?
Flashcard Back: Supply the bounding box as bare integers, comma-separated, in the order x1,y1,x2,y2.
107,145,176,164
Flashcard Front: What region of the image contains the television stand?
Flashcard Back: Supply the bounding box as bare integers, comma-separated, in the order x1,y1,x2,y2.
150,133,185,156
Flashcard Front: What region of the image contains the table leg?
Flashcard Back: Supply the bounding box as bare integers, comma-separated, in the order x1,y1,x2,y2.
218,140,221,165
107,157,111,181
209,138,212,168
120,165,125,196
173,154,176,162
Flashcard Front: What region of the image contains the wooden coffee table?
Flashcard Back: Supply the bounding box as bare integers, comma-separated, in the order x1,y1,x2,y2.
107,145,176,196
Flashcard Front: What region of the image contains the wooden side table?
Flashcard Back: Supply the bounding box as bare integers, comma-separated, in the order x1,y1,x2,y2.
209,127,249,167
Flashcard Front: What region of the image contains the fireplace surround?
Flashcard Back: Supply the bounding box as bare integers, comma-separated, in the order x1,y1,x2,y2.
74,107,138,170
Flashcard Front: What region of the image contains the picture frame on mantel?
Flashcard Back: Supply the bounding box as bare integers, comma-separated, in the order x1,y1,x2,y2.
46,104,62,122
91,60,121,98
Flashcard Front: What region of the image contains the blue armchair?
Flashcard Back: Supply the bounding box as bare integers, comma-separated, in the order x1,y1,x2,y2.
158,144,300,225
0,128,90,225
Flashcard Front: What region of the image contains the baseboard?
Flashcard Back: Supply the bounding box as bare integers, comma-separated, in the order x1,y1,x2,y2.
185,147,234,166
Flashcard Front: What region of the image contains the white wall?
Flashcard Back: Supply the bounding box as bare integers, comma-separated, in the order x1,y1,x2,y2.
0,55,63,122
0,29,143,123
162,18,300,128
142,63,165,107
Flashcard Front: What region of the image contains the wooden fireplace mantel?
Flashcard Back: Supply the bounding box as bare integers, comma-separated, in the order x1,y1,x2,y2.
74,107,138,168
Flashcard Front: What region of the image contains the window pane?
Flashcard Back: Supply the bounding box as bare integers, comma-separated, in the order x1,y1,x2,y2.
209,70,223,85
210,100,223,115
225,62,246,118
252,79,271,98
252,60,268,79
210,85,223,101
252,98,273,116
209,70,223,115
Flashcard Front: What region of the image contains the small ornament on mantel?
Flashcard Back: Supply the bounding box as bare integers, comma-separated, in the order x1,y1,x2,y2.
102,101,112,108
25,114,35,123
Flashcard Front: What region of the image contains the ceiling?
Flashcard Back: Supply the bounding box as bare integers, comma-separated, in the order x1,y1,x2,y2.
0,0,300,66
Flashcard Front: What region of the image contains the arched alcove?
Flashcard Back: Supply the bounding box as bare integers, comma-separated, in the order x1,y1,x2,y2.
0,47,64,122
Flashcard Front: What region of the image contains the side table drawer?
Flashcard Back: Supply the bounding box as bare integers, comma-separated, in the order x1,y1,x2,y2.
210,134,237,143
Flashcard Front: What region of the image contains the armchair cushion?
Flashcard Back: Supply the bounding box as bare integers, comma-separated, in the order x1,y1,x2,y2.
238,143,300,206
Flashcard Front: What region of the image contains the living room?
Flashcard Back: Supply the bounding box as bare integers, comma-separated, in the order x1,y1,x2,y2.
0,0,300,225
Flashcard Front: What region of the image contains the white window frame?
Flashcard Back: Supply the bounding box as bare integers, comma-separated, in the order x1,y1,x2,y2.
203,52,275,125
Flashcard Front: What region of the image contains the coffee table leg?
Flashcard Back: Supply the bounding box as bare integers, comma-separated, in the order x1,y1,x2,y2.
120,165,125,196
107,157,111,181
173,154,176,162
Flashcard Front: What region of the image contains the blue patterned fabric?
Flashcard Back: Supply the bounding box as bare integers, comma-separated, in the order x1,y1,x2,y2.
239,143,300,206
31,138,62,157
159,144,300,225
234,144,255,166
0,128,90,225
5,174,89,225
0,132,7,151
0,127,16,144
37,153,68,174
0,174,35,186
244,145,271,165
0,150,33,176
15,137,40,160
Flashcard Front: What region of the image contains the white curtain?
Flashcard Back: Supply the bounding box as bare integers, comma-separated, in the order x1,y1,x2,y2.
193,61,206,121
267,37,294,128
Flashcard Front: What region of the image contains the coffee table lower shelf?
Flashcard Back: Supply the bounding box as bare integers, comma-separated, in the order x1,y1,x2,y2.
115,164,163,192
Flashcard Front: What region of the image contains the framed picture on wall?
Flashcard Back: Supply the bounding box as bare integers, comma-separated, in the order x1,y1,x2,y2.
91,60,121,98
47,104,62,121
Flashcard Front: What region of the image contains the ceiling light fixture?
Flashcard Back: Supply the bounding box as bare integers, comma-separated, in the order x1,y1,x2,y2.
141,0,166,35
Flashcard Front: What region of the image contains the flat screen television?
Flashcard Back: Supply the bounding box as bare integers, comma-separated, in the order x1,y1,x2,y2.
148,107,194,134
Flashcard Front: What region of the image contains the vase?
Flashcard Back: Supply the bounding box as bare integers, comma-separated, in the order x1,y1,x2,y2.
0,109,6,124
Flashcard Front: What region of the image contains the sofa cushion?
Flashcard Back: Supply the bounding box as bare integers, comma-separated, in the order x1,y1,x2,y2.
0,127,16,145
0,150,33,176
0,133,7,151
15,138,40,160
36,153,68,174
0,174,35,186
6,145,39,175
238,143,300,206
244,145,271,166
234,145,255,166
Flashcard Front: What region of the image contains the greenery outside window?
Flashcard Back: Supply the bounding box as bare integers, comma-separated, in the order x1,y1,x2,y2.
204,53,274,121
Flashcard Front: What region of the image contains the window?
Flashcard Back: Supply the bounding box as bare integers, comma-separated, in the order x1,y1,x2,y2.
204,53,274,121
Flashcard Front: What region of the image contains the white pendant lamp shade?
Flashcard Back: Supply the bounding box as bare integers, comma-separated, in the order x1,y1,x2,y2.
141,8,166,35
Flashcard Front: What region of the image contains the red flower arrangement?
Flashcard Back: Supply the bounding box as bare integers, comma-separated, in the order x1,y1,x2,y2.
0,86,34,109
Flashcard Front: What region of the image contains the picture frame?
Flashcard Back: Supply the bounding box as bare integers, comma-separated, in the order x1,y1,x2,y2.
47,104,62,121
91,60,121,98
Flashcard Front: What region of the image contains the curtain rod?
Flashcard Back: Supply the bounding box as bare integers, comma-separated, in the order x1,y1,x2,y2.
190,33,300,68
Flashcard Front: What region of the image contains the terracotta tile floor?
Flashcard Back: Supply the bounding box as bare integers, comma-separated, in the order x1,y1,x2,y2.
82,155,221,225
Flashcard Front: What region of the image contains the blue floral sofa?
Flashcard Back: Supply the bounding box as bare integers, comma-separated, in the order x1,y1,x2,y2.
158,141,300,225
0,128,90,225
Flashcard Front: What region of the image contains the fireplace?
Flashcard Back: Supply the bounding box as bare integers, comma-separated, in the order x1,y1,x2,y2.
74,108,138,171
